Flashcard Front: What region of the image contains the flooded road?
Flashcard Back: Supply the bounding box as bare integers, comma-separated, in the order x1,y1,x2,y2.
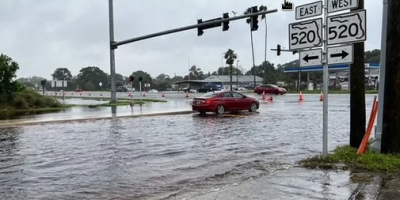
0,94,377,199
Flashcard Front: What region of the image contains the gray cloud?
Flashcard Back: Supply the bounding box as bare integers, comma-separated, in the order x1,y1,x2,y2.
0,0,382,79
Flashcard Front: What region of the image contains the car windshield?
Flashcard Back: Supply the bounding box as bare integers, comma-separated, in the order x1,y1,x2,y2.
201,92,219,98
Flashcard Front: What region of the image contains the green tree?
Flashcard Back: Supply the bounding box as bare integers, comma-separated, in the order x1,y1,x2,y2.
365,49,380,63
224,49,238,91
0,54,24,103
107,73,125,88
131,70,153,91
51,68,73,80
349,0,366,148
244,7,257,87
76,66,108,91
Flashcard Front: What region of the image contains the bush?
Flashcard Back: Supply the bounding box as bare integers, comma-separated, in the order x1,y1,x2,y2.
11,88,61,109
12,95,29,109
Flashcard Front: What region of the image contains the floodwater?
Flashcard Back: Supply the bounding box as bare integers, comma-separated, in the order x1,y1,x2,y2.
0,98,192,123
0,94,377,199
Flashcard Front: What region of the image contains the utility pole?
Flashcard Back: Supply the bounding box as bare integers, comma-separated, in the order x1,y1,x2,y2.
349,0,366,148
381,0,400,154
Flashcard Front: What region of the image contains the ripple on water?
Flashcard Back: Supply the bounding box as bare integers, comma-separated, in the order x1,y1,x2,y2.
0,95,372,199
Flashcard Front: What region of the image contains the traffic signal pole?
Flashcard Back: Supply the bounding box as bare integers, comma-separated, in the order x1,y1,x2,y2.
108,0,277,108
108,0,117,104
112,9,277,47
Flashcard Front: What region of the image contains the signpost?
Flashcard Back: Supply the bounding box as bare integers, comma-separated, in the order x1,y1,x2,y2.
289,0,365,157
288,18,323,50
327,0,358,13
327,44,353,65
300,49,322,67
295,1,323,20
327,9,367,45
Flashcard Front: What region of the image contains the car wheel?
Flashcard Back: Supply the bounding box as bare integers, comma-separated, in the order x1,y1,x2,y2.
249,102,258,112
274,91,279,95
216,105,225,115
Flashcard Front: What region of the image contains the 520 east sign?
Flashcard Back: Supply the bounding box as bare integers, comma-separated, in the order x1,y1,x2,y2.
289,18,323,50
327,9,367,45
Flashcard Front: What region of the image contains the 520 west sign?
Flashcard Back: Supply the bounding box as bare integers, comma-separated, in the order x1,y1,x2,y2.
327,9,366,45
288,18,323,50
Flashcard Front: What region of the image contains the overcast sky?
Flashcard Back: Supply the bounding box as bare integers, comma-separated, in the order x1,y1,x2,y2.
1,0,382,80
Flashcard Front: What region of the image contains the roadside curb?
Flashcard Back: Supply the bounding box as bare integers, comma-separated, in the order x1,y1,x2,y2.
0,110,195,128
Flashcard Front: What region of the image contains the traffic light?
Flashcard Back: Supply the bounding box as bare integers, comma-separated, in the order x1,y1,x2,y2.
128,75,134,82
139,76,143,82
277,44,281,56
197,19,204,36
222,13,229,31
250,6,259,31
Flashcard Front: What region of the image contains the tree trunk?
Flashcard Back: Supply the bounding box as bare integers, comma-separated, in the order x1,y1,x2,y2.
250,29,256,87
230,64,233,91
349,0,366,148
381,0,400,154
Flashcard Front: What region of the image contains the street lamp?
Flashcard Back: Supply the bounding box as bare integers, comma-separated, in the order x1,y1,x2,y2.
236,60,240,90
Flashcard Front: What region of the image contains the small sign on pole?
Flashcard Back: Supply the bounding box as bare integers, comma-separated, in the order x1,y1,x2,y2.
295,1,323,20
299,48,322,67
327,44,354,65
288,18,323,50
327,9,367,45
327,0,358,13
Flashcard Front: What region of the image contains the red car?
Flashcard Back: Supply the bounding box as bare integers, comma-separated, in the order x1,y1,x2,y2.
254,84,286,95
192,91,260,115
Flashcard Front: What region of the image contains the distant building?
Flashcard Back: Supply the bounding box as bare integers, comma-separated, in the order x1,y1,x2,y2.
173,75,263,90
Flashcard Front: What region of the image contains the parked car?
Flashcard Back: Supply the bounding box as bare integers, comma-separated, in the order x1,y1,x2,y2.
75,87,83,92
192,91,260,115
197,85,221,93
148,89,158,93
116,86,128,92
254,84,286,95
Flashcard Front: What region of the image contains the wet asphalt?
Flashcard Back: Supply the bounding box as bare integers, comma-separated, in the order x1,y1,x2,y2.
0,93,381,199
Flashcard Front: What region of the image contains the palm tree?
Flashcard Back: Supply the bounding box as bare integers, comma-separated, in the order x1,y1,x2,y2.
189,65,200,80
224,49,238,91
244,7,256,87
259,5,268,63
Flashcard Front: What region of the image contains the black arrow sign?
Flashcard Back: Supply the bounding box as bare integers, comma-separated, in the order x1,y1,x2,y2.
330,50,349,59
303,54,319,62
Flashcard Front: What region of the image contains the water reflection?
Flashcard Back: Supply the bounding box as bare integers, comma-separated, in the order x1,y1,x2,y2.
0,127,25,199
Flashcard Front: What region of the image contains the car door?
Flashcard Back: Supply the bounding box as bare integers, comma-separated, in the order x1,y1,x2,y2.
231,92,247,110
220,92,235,110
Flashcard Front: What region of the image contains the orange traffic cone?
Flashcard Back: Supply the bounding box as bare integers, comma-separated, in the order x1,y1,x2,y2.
162,92,165,97
268,96,273,101
128,92,131,97
262,91,266,100
185,91,189,98
299,91,304,101
319,92,324,101
143,92,146,97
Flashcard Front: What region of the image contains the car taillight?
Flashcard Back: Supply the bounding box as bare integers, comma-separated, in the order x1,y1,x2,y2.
205,100,212,104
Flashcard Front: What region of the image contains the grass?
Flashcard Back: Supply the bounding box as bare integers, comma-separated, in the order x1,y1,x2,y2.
299,145,400,173
85,100,148,108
